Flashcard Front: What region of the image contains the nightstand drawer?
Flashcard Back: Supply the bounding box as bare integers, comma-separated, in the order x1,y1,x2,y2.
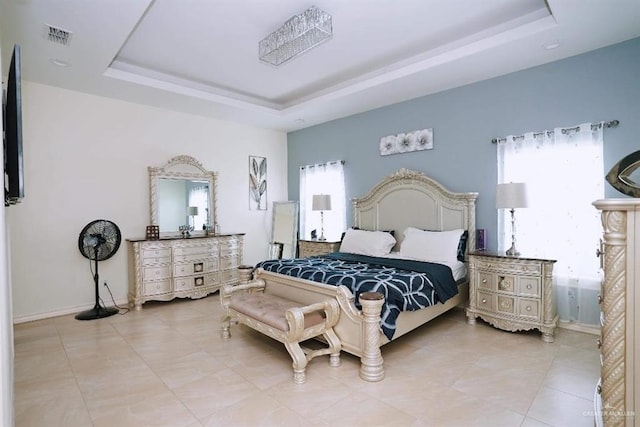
476,258,542,275
476,290,494,312
518,298,540,319
477,272,495,291
496,295,516,315
496,275,516,294
517,277,541,297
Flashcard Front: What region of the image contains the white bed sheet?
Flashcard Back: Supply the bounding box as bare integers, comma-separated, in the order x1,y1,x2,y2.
380,251,467,281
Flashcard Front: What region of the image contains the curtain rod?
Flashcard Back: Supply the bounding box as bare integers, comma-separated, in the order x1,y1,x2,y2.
491,120,619,144
300,160,345,170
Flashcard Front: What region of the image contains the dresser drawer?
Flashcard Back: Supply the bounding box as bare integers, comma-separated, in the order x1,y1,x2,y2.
174,272,218,291
219,256,239,270
141,247,171,266
517,277,541,297
220,245,239,257
518,298,540,319
142,255,171,266
219,268,239,284
143,279,172,296
173,259,218,277
143,265,172,281
173,245,216,261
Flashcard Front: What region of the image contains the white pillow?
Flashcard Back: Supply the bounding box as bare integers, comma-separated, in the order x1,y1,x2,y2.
400,228,465,264
339,229,396,257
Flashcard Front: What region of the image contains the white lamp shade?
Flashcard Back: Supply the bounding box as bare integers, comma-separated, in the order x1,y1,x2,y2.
312,194,332,211
188,206,199,216
496,183,528,209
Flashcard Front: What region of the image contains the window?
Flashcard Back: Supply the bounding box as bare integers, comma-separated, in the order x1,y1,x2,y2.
299,161,346,241
497,123,604,324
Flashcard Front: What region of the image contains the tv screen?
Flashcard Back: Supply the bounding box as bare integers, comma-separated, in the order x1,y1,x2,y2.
3,44,24,206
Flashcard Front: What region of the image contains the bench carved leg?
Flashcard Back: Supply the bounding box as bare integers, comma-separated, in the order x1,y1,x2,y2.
359,291,385,382
221,314,231,339
284,342,308,384
324,328,342,367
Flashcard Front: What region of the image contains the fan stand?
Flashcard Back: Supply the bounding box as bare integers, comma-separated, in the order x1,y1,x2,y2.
75,244,118,320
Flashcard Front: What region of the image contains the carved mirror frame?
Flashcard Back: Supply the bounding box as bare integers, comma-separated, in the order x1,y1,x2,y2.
149,155,218,236
269,201,299,259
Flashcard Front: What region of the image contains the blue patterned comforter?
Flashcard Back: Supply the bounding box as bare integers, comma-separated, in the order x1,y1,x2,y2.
256,252,459,340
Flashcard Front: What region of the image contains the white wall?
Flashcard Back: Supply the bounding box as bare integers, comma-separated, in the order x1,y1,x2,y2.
8,82,287,321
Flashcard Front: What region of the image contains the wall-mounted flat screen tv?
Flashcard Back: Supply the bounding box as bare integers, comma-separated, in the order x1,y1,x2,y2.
3,44,24,206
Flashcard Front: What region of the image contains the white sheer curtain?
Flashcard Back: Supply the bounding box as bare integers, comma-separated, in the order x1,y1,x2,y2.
299,161,346,241
497,123,604,324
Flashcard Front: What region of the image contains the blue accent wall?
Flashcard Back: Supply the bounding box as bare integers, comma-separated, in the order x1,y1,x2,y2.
288,37,640,252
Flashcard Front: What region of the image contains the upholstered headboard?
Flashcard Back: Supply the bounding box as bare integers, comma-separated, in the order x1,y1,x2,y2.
352,168,478,254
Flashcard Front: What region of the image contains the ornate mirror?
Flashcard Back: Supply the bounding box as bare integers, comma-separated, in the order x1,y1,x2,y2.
606,150,640,197
269,201,299,259
149,155,217,236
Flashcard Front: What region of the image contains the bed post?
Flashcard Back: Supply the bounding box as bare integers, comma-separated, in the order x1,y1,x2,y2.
359,291,385,382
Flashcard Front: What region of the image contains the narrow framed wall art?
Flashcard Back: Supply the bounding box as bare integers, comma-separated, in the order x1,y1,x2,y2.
249,155,267,210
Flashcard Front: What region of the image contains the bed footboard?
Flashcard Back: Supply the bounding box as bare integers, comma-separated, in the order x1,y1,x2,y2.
250,268,386,381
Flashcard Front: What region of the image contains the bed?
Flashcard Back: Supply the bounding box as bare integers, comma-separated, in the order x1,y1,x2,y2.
250,168,478,381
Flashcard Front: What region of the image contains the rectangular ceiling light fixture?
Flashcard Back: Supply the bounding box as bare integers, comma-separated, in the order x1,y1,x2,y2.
259,6,332,66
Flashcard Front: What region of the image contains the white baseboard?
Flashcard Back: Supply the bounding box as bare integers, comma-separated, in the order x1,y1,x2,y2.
13,298,130,324
557,320,600,336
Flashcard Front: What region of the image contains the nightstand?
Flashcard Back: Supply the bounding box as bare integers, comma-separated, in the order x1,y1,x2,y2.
298,239,341,258
465,251,558,342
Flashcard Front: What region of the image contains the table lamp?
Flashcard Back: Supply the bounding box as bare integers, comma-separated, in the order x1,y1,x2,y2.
312,194,332,241
496,183,528,256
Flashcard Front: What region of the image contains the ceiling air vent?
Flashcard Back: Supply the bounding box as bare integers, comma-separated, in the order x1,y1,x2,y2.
44,24,73,46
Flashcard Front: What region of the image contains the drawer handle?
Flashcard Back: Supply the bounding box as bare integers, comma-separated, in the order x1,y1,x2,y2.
596,339,602,349
526,284,532,290
481,279,487,284
487,263,492,267
526,306,532,311
522,266,528,271
481,298,487,304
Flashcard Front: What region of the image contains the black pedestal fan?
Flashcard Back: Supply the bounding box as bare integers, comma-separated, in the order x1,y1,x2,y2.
75,219,122,320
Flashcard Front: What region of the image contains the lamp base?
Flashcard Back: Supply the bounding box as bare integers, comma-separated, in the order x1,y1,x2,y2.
505,245,520,257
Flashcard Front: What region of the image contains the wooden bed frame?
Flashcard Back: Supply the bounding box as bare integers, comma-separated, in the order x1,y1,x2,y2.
249,168,478,381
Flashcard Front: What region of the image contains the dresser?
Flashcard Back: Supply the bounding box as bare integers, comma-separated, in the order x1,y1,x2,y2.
593,199,640,427
466,251,558,342
127,233,244,309
298,239,341,258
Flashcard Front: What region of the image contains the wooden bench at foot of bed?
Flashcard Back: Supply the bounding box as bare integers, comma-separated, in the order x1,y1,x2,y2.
220,279,343,384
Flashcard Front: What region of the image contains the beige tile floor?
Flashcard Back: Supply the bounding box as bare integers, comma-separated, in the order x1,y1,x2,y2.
14,295,600,427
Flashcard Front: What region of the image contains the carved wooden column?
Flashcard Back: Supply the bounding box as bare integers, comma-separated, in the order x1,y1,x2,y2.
359,291,385,382
599,208,627,427
540,261,556,343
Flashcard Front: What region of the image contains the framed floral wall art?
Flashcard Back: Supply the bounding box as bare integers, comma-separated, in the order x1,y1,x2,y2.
249,155,267,210
379,128,433,156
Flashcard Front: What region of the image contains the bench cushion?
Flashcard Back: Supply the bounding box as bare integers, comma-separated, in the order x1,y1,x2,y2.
230,293,325,332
